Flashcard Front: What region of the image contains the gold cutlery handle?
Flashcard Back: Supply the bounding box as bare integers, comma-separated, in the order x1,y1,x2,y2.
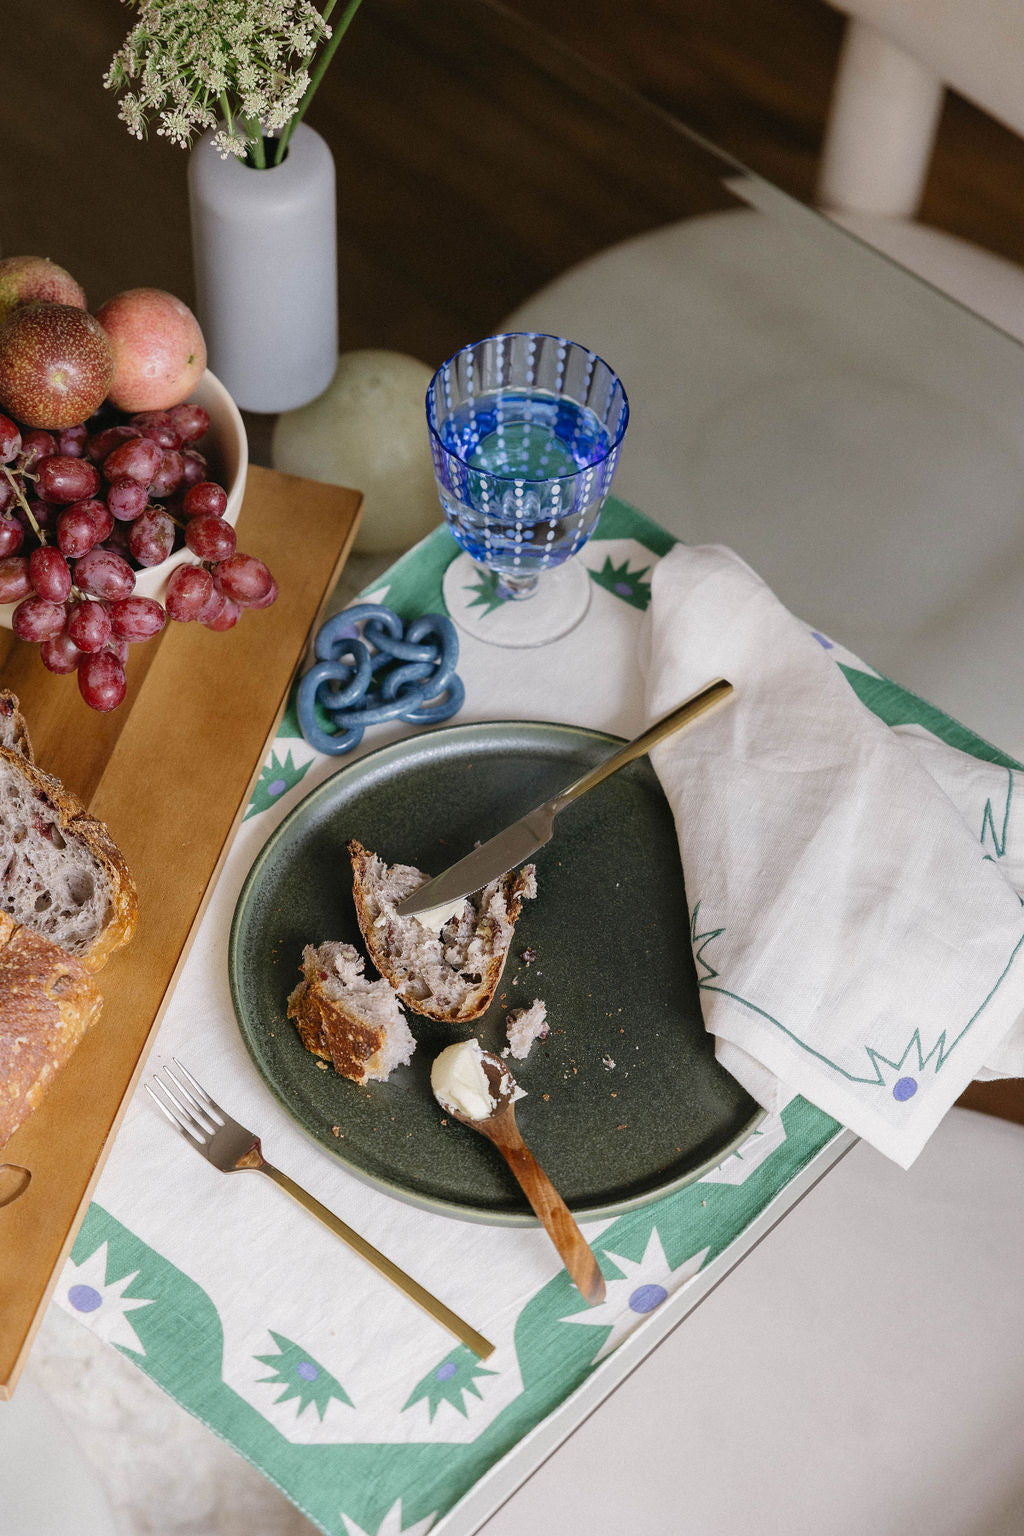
259,1162,495,1359
551,677,734,814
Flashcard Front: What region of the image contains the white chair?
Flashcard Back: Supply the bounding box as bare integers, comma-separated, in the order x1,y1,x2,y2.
817,0,1024,342
500,0,1024,760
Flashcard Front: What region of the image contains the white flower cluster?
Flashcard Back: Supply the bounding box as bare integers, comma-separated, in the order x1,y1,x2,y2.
105,0,331,159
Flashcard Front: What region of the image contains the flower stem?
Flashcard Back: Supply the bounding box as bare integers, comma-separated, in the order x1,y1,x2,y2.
243,117,267,169
273,0,365,164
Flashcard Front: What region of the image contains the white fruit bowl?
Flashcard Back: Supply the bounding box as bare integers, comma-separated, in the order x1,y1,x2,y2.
0,368,248,629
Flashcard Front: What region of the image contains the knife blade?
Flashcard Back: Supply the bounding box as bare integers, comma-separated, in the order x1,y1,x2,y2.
394,677,733,919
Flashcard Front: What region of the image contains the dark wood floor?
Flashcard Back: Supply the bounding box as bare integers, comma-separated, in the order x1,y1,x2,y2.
4,0,1023,1124
505,0,1024,269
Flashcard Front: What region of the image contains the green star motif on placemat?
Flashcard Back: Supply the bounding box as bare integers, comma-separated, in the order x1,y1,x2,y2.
402,1345,498,1421
245,749,312,819
463,568,506,616
588,555,652,610
254,1330,353,1418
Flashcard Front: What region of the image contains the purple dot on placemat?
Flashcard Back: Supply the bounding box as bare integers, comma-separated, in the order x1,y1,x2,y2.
893,1076,918,1101
268,778,287,797
296,1360,318,1381
810,631,834,649
614,582,632,596
68,1284,103,1313
628,1283,667,1315
436,1361,457,1381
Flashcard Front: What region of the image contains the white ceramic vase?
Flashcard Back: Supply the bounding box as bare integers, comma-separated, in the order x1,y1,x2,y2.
187,123,338,413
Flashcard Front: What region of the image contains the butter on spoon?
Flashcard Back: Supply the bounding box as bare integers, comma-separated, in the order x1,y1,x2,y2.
430,1040,605,1305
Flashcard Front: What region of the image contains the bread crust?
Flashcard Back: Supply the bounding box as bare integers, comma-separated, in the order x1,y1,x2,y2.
0,690,32,761
288,979,389,1085
348,838,533,1024
0,911,103,1152
0,744,138,970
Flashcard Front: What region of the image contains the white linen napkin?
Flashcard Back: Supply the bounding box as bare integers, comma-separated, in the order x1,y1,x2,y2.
643,543,1024,1167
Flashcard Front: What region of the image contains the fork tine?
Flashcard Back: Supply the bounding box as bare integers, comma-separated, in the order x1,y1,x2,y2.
145,1080,205,1144
170,1057,225,1124
161,1061,220,1134
150,1071,217,1139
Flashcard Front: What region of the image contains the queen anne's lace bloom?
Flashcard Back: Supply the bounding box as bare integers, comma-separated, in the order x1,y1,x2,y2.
105,0,332,160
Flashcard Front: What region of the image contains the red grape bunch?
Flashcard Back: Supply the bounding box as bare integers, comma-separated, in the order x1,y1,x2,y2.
0,401,277,712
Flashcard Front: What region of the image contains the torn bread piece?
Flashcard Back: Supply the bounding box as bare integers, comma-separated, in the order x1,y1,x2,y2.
349,839,536,1024
0,691,32,760
0,746,137,972
504,999,549,1061
287,940,416,1084
0,910,104,1151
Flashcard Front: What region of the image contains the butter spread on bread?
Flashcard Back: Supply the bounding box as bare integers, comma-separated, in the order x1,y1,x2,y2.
349,839,536,1024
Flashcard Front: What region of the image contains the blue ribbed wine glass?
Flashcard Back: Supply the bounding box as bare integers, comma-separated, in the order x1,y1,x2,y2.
427,332,629,646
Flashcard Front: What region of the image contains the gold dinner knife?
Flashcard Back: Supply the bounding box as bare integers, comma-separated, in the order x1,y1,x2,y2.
395,676,733,919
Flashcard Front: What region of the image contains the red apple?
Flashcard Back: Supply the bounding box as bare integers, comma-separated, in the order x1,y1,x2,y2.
0,256,87,326
0,303,114,429
96,288,207,411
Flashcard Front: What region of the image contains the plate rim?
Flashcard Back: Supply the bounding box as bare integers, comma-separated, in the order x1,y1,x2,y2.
228,719,764,1225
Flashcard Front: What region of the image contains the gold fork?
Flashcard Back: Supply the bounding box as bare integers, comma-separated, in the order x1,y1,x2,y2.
146,1058,494,1359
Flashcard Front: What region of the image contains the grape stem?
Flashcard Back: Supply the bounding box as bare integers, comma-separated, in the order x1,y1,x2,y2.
2,466,46,545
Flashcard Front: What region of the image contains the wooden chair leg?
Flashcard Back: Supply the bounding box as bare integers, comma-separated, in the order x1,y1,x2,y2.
818,17,945,218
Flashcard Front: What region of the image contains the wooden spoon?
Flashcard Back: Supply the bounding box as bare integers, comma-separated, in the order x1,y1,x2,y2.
445,1050,606,1305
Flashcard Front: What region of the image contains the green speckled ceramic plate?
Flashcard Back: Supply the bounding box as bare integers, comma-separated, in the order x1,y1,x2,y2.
229,721,761,1224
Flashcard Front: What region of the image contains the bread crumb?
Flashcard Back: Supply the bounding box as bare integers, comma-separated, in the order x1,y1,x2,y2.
331,1125,340,1137
616,1122,627,1130
602,1054,615,1070
316,1060,329,1070
505,999,549,1061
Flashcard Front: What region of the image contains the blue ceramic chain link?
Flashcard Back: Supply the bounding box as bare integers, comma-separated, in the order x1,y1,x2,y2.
296,603,465,755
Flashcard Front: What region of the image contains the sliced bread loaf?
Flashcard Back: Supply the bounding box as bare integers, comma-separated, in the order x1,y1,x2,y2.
349,839,536,1024
287,940,416,1084
0,910,103,1150
0,745,137,971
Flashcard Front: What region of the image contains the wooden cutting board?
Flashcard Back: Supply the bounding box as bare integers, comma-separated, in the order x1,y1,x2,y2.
0,464,361,1397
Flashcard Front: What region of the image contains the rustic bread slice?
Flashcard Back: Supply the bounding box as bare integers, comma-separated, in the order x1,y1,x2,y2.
348,839,536,1024
0,910,103,1152
287,940,416,1084
0,690,32,760
0,745,137,971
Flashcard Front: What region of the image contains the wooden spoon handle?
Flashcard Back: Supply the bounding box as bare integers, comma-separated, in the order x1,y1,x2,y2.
500,1142,606,1305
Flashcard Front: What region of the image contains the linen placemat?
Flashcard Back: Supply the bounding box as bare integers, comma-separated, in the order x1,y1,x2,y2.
53,498,1016,1536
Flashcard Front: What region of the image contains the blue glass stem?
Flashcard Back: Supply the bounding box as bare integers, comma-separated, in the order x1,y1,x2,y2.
494,569,540,601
